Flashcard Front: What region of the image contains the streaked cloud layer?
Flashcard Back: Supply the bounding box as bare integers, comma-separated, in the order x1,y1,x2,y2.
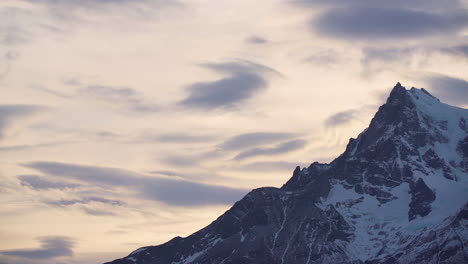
220,132,296,151
1,236,74,260
24,161,249,206
313,7,468,40
1,0,468,263
234,139,307,160
424,74,468,106
0,105,45,139
180,61,279,109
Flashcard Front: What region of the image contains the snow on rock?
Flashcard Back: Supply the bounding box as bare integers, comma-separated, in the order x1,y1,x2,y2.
130,247,147,256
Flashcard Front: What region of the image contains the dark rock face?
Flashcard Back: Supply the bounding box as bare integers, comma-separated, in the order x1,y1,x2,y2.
105,84,468,264
408,178,436,221
423,149,444,169
108,188,354,264
458,136,468,171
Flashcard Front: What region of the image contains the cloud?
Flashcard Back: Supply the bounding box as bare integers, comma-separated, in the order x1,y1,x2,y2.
359,45,468,77
77,85,159,113
29,0,147,4
294,0,462,10
44,197,125,207
303,49,341,66
160,155,201,167
424,74,468,106
35,86,73,99
324,109,357,127
312,7,468,40
39,195,124,216
180,72,266,109
0,104,44,139
0,24,30,46
220,132,296,151
24,161,141,186
147,170,219,181
147,170,185,177
0,51,19,79
361,47,418,64
23,0,181,20
179,60,279,110
27,0,176,8
0,6,32,46
138,179,246,206
200,60,279,75
237,161,305,172
18,175,80,190
137,133,217,144
0,236,75,260
0,141,73,152
82,207,116,216
23,161,248,206
246,35,268,44
440,45,468,58
360,45,468,69
159,150,223,168
37,82,159,113
234,139,307,160
78,85,137,99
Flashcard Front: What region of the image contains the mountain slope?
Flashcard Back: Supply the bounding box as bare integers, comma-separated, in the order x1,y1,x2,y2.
106,83,468,264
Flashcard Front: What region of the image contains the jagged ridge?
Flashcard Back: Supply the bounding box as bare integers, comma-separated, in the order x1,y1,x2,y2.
106,83,468,264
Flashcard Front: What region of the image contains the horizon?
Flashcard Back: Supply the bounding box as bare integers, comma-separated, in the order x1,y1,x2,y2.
1,1,468,263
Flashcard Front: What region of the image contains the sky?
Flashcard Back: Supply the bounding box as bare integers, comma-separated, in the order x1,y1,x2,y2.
1,0,468,263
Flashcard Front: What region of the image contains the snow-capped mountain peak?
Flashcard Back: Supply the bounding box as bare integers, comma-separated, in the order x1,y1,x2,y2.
106,83,468,264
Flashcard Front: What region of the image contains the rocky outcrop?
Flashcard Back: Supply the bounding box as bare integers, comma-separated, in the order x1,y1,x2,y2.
408,178,436,221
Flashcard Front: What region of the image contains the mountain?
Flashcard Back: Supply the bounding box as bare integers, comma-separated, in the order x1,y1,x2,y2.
105,83,468,264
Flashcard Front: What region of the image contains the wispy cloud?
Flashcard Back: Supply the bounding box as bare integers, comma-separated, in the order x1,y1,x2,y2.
35,86,73,99
424,74,468,106
82,207,116,216
237,161,305,172
18,175,80,190
310,7,468,40
24,161,248,206
137,133,217,144
361,47,418,65
44,197,125,207
0,236,75,260
35,82,160,114
159,150,222,168
0,104,45,139
0,51,19,79
179,60,280,110
220,132,296,151
234,139,307,160
0,141,75,152
161,155,203,167
294,0,461,9
77,85,159,113
26,0,179,9
440,45,468,59
303,49,341,66
246,35,268,44
324,109,357,127
147,170,186,178
0,6,32,46
23,0,182,22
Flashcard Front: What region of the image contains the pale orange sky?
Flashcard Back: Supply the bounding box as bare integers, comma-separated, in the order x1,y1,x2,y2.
1,0,468,263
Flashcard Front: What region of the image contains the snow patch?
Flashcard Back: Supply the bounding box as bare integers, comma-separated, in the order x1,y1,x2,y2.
125,256,137,262
130,247,147,255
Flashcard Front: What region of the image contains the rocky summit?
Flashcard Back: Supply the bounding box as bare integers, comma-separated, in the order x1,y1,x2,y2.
105,83,468,264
